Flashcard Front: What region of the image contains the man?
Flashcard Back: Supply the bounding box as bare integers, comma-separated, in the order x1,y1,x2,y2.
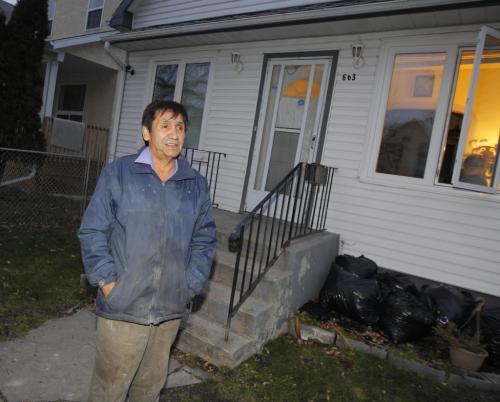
79,100,216,402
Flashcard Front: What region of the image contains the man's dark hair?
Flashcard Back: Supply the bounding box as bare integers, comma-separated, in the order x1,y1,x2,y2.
141,100,189,145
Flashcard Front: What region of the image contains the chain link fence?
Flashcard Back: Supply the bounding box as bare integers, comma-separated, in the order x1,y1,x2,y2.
0,144,226,234
0,147,104,230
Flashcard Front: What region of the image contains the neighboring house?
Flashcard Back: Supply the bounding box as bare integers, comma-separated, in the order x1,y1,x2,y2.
0,0,14,22
102,0,500,298
41,0,124,157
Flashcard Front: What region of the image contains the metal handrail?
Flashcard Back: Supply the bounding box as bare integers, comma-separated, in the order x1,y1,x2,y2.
181,147,226,207
225,162,335,340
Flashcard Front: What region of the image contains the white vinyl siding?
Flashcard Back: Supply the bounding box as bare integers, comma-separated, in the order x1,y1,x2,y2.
131,0,336,29
114,27,500,297
322,31,500,297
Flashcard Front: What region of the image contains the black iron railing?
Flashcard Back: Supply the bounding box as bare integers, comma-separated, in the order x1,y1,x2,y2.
181,147,226,206
225,162,335,339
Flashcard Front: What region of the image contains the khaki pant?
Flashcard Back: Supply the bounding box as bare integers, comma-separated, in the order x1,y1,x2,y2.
88,317,181,402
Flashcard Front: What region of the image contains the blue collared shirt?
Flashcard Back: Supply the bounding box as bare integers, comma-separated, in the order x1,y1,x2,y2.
134,146,178,180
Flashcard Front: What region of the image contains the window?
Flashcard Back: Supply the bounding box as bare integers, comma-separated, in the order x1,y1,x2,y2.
47,1,55,35
86,0,104,30
56,85,86,122
376,53,446,178
373,26,500,194
153,65,178,101
438,50,475,185
152,62,211,149
450,29,500,192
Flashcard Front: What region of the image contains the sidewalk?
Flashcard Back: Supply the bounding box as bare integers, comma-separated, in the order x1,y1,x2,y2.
0,309,208,402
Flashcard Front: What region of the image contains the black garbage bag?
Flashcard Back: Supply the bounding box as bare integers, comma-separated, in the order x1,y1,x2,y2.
481,307,500,367
335,254,378,279
377,272,419,300
420,285,478,327
320,263,357,293
320,264,359,305
320,265,381,325
379,290,434,344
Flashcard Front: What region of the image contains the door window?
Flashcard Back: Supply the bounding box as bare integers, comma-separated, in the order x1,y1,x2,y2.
180,63,210,149
153,64,178,101
253,60,329,192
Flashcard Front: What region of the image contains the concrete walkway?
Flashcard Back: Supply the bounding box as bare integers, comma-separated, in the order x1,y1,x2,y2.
0,309,209,402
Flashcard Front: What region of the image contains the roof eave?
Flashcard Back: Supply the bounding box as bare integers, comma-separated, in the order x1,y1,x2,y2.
106,0,496,44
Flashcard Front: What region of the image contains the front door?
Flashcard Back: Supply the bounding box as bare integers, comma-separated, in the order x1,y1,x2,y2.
246,57,332,209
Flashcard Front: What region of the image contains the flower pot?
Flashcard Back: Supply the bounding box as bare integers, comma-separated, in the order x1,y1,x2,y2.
449,345,488,371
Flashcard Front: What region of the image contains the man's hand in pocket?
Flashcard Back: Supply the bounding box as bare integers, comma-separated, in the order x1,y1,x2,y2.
102,281,116,298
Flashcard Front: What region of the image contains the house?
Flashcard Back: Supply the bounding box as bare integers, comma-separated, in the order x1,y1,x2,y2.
0,0,14,22
41,0,125,158
101,0,500,300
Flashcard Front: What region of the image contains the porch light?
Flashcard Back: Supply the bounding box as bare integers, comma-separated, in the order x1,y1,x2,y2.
351,41,365,69
231,51,244,72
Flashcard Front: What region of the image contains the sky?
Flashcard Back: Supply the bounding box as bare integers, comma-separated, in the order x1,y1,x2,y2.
3,0,17,5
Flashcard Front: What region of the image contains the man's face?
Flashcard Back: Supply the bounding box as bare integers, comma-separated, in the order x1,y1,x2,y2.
142,109,186,162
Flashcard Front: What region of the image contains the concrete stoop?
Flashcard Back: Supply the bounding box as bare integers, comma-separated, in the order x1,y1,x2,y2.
175,209,340,368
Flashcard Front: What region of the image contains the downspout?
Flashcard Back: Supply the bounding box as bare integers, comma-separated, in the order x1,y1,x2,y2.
103,41,128,162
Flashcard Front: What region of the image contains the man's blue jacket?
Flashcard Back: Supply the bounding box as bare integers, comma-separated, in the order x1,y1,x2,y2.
78,150,216,325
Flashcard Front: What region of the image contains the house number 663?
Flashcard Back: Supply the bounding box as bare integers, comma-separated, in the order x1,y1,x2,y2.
342,73,357,81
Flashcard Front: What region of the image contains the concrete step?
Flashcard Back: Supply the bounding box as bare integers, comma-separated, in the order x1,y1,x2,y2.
215,234,290,269
213,249,291,303
213,209,244,234
214,208,301,256
213,249,265,287
221,229,298,256
175,313,258,368
196,280,273,338
179,209,339,369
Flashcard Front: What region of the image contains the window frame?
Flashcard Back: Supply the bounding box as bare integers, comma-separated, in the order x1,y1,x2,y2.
451,26,500,193
366,43,458,187
145,58,214,150
56,83,87,123
85,0,104,31
434,45,476,189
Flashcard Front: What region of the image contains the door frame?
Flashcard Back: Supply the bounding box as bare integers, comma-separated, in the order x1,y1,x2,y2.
239,50,339,213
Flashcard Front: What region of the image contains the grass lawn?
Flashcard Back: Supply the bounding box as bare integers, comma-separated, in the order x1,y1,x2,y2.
0,223,93,340
162,336,499,402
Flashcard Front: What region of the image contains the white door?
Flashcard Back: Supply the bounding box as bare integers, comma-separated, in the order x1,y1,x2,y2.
246,58,332,209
